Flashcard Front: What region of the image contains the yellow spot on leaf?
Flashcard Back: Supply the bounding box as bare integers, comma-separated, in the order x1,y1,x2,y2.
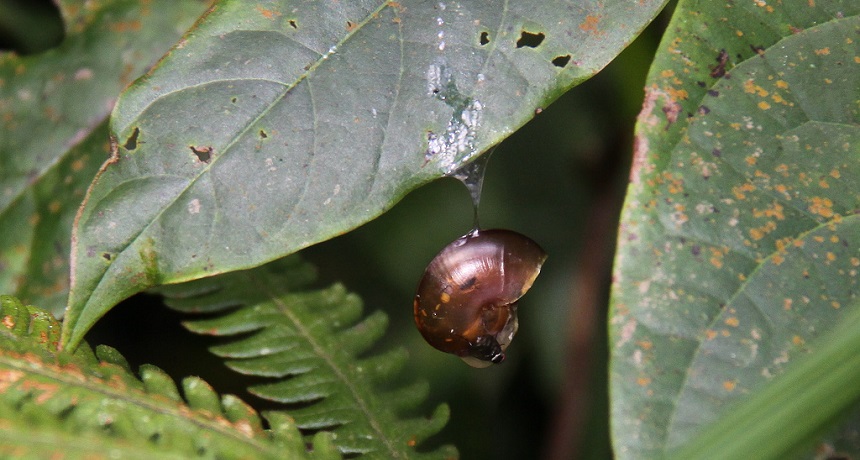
725,317,739,327
826,252,836,262
832,301,841,309
706,329,718,340
758,101,771,110
814,47,830,55
792,335,804,346
723,380,737,392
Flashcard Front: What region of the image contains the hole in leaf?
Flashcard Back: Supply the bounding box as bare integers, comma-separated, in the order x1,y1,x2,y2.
479,31,490,46
102,252,112,261
516,30,545,48
123,127,140,151
259,130,268,139
0,0,64,55
551,55,571,68
288,19,298,29
190,145,213,163
230,97,237,103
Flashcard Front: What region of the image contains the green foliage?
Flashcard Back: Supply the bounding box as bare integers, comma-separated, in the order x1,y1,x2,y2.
0,295,335,459
1,0,857,458
609,0,860,458
0,0,211,316
157,256,456,459
62,0,668,349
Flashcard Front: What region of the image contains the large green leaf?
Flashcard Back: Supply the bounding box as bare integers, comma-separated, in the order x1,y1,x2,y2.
157,256,455,459
610,0,859,458
0,0,211,315
62,0,668,348
0,296,338,459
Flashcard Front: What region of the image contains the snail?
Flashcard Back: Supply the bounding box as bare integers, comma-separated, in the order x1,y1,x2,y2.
413,228,547,368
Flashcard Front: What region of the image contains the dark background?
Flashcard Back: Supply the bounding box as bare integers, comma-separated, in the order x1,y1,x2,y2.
2,2,670,458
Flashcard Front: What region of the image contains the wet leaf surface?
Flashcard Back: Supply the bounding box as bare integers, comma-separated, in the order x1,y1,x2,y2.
610,1,860,457
0,0,210,315
63,0,668,347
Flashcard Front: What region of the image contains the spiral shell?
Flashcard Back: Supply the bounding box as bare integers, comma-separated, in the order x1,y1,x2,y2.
413,229,547,368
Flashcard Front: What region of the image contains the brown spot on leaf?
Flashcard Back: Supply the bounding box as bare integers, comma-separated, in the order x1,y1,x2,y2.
579,15,601,34
709,49,729,78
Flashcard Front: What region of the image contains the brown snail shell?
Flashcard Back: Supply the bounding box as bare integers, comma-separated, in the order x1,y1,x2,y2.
413,229,547,368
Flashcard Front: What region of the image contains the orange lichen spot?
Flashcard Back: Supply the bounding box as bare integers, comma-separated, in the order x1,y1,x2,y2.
850,257,860,267
736,30,744,37
854,56,860,64
771,93,786,104
256,6,280,19
758,101,771,110
824,78,833,84
745,156,757,166
2,316,14,329
725,317,740,327
832,301,841,309
48,201,61,213
732,182,756,200
830,235,840,243
749,228,765,240
710,249,724,269
730,122,742,130
407,437,417,447
723,380,737,391
808,197,834,218
705,329,718,340
637,340,653,350
783,298,793,310
440,292,450,303
579,15,601,33
826,252,836,262
109,20,142,32
813,236,825,243
776,80,789,89
829,169,841,179
793,239,805,248
637,376,652,387
754,202,786,220
814,47,830,55
667,87,689,101
772,254,785,265
792,335,804,346
661,69,675,78
721,329,731,337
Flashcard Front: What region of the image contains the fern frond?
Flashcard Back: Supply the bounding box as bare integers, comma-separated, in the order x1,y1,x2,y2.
158,256,458,459
0,295,333,459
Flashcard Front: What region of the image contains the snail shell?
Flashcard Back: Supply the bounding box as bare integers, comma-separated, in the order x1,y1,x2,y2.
413,229,547,368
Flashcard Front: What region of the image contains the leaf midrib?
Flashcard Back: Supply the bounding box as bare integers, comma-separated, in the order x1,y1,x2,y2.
0,351,277,455
256,272,404,458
